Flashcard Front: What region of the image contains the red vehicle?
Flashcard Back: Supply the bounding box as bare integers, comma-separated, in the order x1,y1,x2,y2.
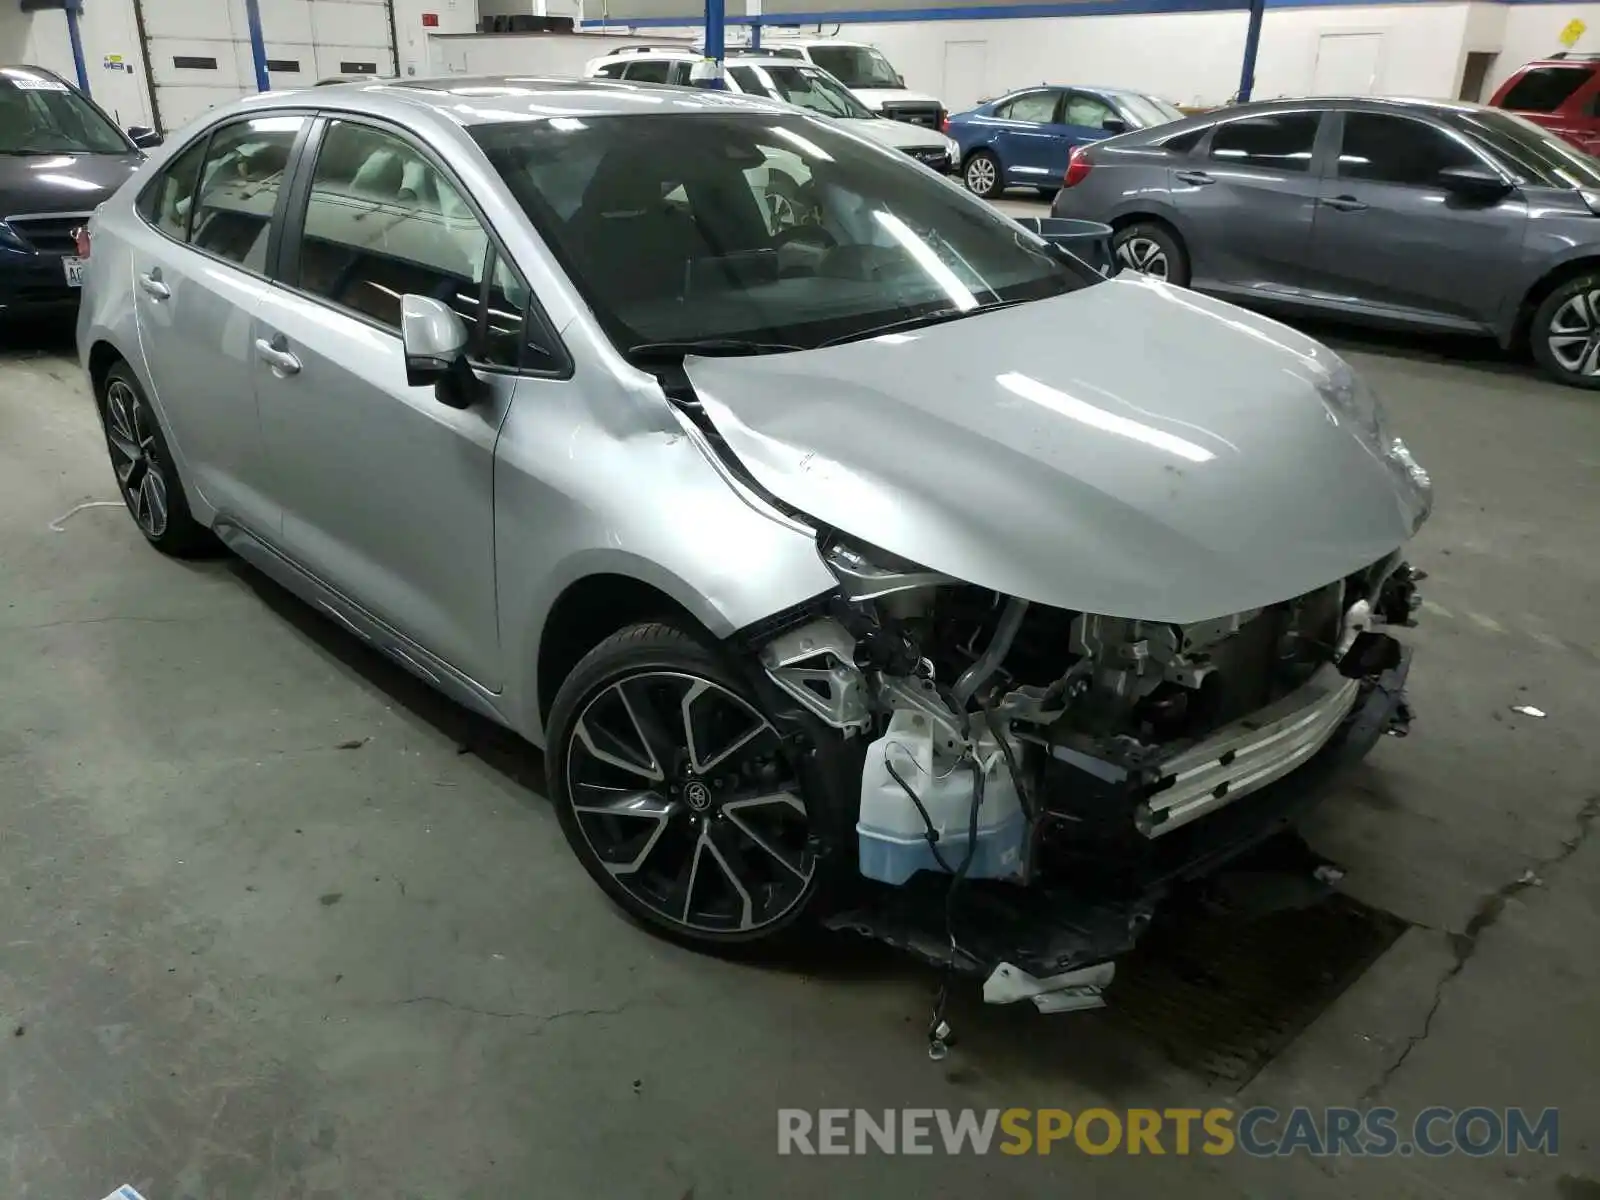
1489,52,1600,153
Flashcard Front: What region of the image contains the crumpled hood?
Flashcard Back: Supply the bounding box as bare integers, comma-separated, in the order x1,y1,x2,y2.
685,277,1431,624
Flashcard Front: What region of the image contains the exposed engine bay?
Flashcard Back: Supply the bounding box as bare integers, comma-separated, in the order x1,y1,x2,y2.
750,532,1420,1013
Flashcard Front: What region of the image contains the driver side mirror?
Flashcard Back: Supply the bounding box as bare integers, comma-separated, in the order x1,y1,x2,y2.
1437,164,1511,202
127,125,163,149
401,294,477,407
1100,115,1128,134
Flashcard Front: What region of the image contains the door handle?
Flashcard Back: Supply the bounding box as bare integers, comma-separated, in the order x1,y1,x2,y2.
137,270,170,300
1321,195,1369,212
254,335,302,376
1175,170,1215,185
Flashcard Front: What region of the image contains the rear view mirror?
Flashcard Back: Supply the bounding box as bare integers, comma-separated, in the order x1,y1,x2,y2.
401,294,476,406
1437,164,1511,202
127,125,163,149
1101,116,1128,134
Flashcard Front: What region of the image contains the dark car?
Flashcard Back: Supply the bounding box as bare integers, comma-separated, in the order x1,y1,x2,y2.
1,65,157,319
1051,95,1600,388
947,85,1183,198
1488,52,1600,155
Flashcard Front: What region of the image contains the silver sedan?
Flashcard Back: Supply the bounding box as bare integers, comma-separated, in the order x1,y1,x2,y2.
78,76,1427,995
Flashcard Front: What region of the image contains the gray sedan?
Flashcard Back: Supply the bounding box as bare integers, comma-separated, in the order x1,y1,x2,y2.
1051,96,1600,388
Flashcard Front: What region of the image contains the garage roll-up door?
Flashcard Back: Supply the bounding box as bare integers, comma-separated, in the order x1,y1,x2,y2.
138,0,397,133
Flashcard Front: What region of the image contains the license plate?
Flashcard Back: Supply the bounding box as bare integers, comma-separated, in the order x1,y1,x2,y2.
63,256,85,287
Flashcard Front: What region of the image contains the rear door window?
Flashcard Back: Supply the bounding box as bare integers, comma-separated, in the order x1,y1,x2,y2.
1210,112,1320,172
187,114,305,272
1500,66,1591,113
997,90,1060,124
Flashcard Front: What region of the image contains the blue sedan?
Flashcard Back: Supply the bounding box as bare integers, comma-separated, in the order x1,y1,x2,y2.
948,86,1184,198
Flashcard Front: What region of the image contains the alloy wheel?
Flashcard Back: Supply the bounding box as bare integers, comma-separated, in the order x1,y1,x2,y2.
565,670,815,935
965,156,997,195
104,380,169,538
1116,236,1169,280
1545,290,1600,376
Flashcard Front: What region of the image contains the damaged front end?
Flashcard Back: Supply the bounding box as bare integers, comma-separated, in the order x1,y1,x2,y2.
745,535,1420,1013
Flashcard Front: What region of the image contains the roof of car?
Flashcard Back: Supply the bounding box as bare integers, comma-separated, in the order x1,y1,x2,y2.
268,73,786,123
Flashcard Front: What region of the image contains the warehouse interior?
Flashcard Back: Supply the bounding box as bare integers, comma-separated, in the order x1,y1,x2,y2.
2,0,1599,1198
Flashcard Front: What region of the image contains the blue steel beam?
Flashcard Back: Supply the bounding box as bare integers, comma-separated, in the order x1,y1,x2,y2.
244,0,271,92
1237,0,1265,102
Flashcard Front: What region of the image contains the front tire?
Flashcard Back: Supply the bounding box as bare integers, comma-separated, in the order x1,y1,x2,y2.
1530,275,1600,389
963,150,1003,199
96,361,216,556
547,623,823,948
1113,220,1190,286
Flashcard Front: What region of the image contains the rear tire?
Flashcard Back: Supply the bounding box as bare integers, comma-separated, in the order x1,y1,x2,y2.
1113,220,1190,287
95,361,218,557
547,622,825,950
963,150,1003,199
1529,274,1600,389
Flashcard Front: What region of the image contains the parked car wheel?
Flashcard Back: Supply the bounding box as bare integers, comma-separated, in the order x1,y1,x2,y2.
96,361,216,556
547,622,824,947
1530,275,1600,389
963,150,1003,199
1113,221,1190,286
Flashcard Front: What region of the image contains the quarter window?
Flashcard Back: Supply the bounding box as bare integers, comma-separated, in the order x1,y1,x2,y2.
1160,126,1207,155
1500,66,1589,113
296,120,487,333
187,115,304,271
593,61,626,78
137,134,209,239
1337,112,1480,186
998,91,1058,124
1210,112,1319,172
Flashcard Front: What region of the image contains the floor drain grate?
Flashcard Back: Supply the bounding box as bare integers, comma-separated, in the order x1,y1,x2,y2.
1106,890,1409,1089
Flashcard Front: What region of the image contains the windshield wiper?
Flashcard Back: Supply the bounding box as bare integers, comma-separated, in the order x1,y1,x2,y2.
626,338,804,360
818,299,1028,348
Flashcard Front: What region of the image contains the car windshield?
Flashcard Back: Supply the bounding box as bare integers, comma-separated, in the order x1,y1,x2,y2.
0,72,129,154
751,64,874,119
1116,92,1185,129
807,45,901,90
471,112,1088,355
1456,107,1600,188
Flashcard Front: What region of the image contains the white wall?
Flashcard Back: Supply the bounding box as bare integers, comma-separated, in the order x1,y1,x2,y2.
429,30,684,73
394,0,478,76
0,1,154,128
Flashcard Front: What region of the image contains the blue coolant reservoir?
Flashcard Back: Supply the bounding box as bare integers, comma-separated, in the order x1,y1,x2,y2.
856,709,1027,885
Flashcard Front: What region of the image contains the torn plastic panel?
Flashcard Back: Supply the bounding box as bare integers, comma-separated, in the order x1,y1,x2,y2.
742,531,1420,1008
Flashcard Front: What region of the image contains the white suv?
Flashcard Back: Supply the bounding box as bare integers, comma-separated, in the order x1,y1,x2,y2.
582,48,957,172
757,38,943,128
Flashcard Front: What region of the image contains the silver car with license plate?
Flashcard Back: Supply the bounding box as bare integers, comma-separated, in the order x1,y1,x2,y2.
78,76,1430,1005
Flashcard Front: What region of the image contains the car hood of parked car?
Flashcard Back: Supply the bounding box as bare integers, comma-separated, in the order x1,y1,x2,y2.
684,276,1431,624
0,152,143,220
851,87,943,112
848,117,950,152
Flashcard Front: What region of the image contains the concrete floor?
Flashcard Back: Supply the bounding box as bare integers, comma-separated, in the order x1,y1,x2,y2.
3,234,1599,1198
